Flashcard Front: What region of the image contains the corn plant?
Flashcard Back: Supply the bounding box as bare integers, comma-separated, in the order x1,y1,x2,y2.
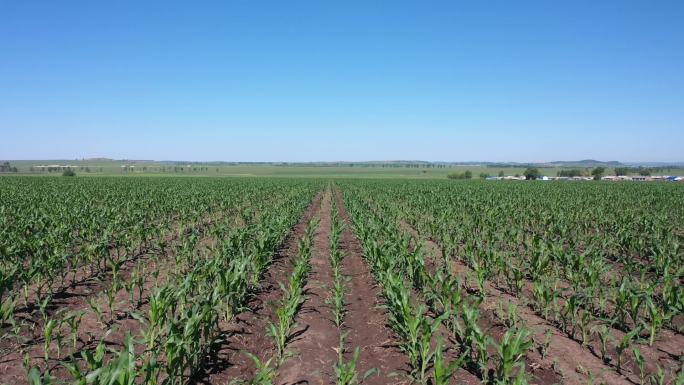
632,347,646,385
432,336,464,385
536,328,552,360
238,352,277,385
592,324,613,364
615,325,642,373
27,366,55,385
42,318,58,361
645,299,666,346
91,333,138,385
493,327,533,383
462,301,491,382
334,332,377,385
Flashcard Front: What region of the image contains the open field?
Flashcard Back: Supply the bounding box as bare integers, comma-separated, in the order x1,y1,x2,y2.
5,160,684,178
0,177,683,385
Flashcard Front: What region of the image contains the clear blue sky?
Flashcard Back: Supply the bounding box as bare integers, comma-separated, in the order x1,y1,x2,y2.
1,1,682,162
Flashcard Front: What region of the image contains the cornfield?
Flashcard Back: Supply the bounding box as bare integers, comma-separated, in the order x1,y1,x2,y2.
0,177,682,385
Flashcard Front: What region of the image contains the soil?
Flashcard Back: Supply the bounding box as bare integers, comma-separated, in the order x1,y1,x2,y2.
276,188,339,384
334,189,413,385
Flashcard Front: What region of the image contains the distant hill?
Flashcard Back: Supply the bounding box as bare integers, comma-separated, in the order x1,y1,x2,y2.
6,159,683,169
546,160,623,167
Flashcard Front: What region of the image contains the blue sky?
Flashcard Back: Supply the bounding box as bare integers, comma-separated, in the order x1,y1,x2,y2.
1,1,682,162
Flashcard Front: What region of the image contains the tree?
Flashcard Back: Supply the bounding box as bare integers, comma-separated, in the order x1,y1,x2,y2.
639,168,651,176
558,169,583,177
498,170,504,177
62,168,76,177
591,167,605,180
447,171,471,180
614,167,629,176
523,167,540,180
0,162,18,172
479,172,490,179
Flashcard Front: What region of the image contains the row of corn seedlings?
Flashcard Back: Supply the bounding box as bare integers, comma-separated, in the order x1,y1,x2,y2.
327,196,376,385
241,217,319,385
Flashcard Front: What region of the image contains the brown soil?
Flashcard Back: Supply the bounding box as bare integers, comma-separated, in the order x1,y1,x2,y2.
334,189,413,385
196,192,323,384
276,188,339,384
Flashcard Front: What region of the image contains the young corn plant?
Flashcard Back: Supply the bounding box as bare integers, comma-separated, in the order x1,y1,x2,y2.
432,336,464,385
63,310,84,349
462,301,491,382
334,332,377,385
0,296,16,328
592,324,613,364
237,352,277,385
577,310,592,347
536,328,552,360
43,318,58,362
328,274,348,329
267,291,299,364
27,367,55,385
645,299,665,346
632,347,646,385
90,333,138,385
615,325,642,373
493,327,533,384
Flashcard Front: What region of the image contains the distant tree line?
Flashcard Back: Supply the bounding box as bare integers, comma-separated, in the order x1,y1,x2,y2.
0,162,18,172
557,169,586,177
487,163,553,168
447,170,472,179
612,166,677,176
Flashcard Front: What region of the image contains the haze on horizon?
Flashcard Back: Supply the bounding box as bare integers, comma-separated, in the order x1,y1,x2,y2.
1,1,683,163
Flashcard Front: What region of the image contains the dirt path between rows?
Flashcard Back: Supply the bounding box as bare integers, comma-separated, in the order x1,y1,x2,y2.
333,189,413,385
197,192,323,384
276,188,339,384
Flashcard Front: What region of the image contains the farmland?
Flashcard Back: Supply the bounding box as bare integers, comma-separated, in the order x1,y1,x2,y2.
0,177,683,385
